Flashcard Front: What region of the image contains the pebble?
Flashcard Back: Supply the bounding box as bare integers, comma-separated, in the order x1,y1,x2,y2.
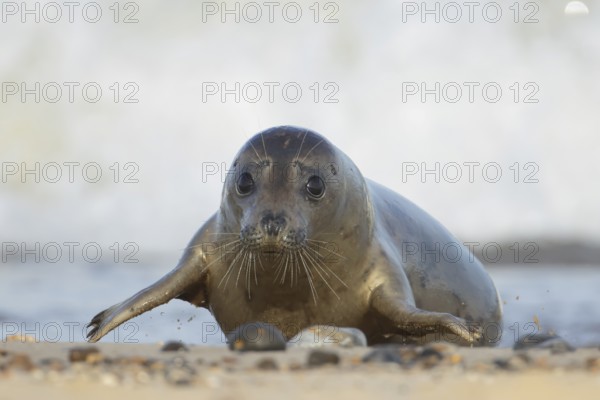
415,347,444,368
144,358,167,372
362,348,405,365
586,357,600,372
493,353,530,371
513,334,574,353
307,350,340,367
256,358,279,370
69,347,103,364
112,355,148,366
289,325,367,348
161,341,189,352
100,372,120,387
7,353,35,372
227,322,287,352
164,363,196,386
39,358,66,372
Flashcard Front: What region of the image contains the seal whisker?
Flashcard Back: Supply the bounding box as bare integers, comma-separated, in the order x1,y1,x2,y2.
256,249,266,271
304,244,348,288
235,249,251,288
294,129,309,164
245,251,253,299
280,251,290,285
252,251,259,286
273,250,288,284
185,237,240,252
299,139,324,165
290,250,296,287
218,245,246,289
297,250,318,304
302,248,341,299
295,254,301,287
260,132,269,161
247,138,264,164
305,239,348,260
194,239,242,274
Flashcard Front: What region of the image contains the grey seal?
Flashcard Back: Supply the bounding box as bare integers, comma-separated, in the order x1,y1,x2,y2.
87,126,502,346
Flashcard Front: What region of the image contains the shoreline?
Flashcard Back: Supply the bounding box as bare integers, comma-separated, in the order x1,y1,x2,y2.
2,341,599,399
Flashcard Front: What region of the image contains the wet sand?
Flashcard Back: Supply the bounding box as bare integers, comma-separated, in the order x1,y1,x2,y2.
1,341,599,399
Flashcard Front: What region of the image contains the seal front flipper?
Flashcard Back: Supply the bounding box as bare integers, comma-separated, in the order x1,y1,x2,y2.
369,284,482,345
86,241,209,343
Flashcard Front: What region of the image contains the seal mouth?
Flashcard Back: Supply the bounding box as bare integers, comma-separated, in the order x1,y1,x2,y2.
261,245,282,255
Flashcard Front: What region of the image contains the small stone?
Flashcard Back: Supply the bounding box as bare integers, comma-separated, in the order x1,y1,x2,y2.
39,358,66,372
513,334,574,353
289,325,367,348
171,356,188,368
100,372,120,387
161,341,189,352
493,359,511,370
448,353,463,365
8,353,35,372
362,348,404,364
472,362,494,373
256,358,279,370
416,347,444,368
135,370,152,384
221,356,238,365
586,357,600,371
69,347,102,363
227,322,286,352
493,354,530,371
426,342,452,353
0,349,8,357
289,361,304,371
165,366,195,386
144,358,166,372
114,355,148,366
307,350,340,367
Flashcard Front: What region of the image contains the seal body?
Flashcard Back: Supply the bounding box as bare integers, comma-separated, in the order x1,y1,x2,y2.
88,126,502,346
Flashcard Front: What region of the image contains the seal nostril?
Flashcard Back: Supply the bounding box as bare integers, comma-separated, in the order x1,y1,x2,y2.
261,213,286,237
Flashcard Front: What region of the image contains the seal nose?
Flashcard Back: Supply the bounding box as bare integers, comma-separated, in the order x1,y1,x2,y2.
261,213,286,237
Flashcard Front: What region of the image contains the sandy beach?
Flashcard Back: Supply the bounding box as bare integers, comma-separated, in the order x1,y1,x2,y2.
2,340,599,399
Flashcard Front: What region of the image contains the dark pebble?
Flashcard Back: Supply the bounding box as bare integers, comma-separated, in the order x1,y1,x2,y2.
227,322,286,352
513,334,574,353
416,347,444,368
0,349,8,357
290,325,367,348
161,341,189,352
256,358,279,370
68,347,102,363
586,357,600,371
8,353,35,372
307,350,340,367
39,358,66,372
144,358,166,372
493,353,530,371
362,348,405,365
164,366,195,386
110,355,148,366
165,358,196,386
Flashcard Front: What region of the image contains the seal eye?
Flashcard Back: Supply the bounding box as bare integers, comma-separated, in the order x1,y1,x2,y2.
306,175,325,199
236,172,255,196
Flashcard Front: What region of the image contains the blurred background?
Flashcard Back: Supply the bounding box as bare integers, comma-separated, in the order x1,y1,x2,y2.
1,1,599,346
